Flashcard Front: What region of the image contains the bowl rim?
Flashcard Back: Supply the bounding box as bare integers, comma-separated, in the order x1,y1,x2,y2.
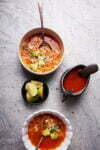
22,109,73,150
18,27,64,76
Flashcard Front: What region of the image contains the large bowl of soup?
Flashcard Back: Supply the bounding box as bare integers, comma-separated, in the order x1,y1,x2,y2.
19,28,64,75
22,110,73,150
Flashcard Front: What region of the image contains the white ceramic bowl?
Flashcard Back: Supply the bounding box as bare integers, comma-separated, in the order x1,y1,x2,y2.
18,28,64,76
22,109,73,150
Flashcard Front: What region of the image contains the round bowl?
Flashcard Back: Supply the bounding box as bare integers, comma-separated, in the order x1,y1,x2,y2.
22,109,73,150
21,79,49,105
18,28,64,75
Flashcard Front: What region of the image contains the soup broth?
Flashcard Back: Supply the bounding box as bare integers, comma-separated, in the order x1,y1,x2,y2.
28,113,67,149
21,34,63,74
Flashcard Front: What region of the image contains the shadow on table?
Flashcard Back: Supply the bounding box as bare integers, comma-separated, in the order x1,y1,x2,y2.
17,142,26,150
67,145,73,150
21,65,59,81
61,89,88,108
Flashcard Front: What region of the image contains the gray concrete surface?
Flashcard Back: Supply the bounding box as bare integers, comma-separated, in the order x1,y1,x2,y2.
0,0,100,150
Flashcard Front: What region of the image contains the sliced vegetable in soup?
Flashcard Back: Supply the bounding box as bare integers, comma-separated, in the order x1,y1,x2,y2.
21,34,62,73
28,114,67,149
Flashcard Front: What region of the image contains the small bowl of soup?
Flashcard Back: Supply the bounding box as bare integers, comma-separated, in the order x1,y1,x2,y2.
19,28,64,75
22,110,73,150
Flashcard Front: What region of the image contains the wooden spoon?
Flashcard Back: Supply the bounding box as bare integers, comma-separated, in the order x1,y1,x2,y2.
38,3,52,50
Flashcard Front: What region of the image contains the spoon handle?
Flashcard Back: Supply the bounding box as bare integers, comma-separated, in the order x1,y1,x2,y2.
79,64,99,77
35,136,44,150
38,3,44,29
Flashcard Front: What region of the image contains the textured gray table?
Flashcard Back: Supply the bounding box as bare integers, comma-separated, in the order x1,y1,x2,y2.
0,0,100,150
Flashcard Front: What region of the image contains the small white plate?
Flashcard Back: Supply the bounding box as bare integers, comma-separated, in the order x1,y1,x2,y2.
22,109,73,150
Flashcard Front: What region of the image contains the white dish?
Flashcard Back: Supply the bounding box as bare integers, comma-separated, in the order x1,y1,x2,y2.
22,109,73,150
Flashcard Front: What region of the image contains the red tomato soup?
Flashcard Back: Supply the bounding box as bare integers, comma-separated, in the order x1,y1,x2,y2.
63,68,88,93
28,114,67,150
21,34,63,74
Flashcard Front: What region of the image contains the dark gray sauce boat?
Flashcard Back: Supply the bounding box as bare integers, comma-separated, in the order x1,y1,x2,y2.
61,65,89,100
61,64,98,101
